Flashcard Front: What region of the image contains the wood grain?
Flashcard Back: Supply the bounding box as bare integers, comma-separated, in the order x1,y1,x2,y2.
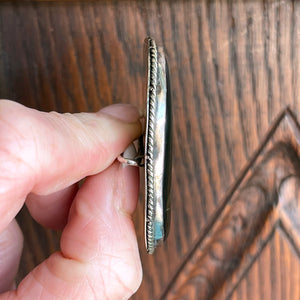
230,228,300,300
164,143,300,299
162,108,300,299
0,0,298,299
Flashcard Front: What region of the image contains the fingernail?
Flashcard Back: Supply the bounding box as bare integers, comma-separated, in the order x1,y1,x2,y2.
100,103,143,123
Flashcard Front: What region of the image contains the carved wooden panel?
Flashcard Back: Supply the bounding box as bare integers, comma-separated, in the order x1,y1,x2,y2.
231,229,300,300
0,1,299,299
163,109,300,299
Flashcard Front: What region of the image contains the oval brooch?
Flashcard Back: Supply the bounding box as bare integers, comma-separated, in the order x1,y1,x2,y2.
118,37,172,254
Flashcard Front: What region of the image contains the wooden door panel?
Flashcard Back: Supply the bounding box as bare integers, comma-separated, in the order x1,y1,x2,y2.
164,111,300,299
231,230,300,300
0,1,298,299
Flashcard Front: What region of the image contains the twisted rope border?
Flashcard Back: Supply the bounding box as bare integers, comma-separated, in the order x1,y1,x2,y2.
145,37,157,254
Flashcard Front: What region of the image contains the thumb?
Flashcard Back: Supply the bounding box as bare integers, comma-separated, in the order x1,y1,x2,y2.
0,100,142,233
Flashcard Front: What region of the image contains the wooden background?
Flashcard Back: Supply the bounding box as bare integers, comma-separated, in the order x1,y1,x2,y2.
0,0,299,299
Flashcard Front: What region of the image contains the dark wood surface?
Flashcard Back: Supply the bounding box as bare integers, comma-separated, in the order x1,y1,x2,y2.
0,1,299,299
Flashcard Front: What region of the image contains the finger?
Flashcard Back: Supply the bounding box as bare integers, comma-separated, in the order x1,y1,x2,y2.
0,219,23,293
0,101,142,232
26,184,78,230
3,162,142,299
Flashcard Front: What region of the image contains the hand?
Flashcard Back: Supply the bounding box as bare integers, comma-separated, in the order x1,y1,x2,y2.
0,100,143,299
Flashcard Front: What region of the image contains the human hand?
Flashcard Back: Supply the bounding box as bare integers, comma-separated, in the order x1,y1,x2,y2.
0,100,143,299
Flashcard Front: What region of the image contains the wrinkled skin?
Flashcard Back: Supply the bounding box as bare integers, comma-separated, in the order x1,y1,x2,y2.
0,100,143,299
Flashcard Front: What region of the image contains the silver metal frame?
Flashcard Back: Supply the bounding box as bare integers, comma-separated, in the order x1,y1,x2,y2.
118,37,171,254
144,37,169,254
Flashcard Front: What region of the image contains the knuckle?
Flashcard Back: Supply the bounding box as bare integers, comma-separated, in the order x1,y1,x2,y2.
49,111,111,171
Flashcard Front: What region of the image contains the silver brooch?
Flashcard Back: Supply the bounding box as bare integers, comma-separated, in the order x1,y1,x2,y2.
118,37,172,254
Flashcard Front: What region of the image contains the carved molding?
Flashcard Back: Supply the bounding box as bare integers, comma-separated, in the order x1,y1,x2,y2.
161,108,300,300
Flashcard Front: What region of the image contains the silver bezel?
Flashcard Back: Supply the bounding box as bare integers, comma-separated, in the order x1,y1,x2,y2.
144,37,169,254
